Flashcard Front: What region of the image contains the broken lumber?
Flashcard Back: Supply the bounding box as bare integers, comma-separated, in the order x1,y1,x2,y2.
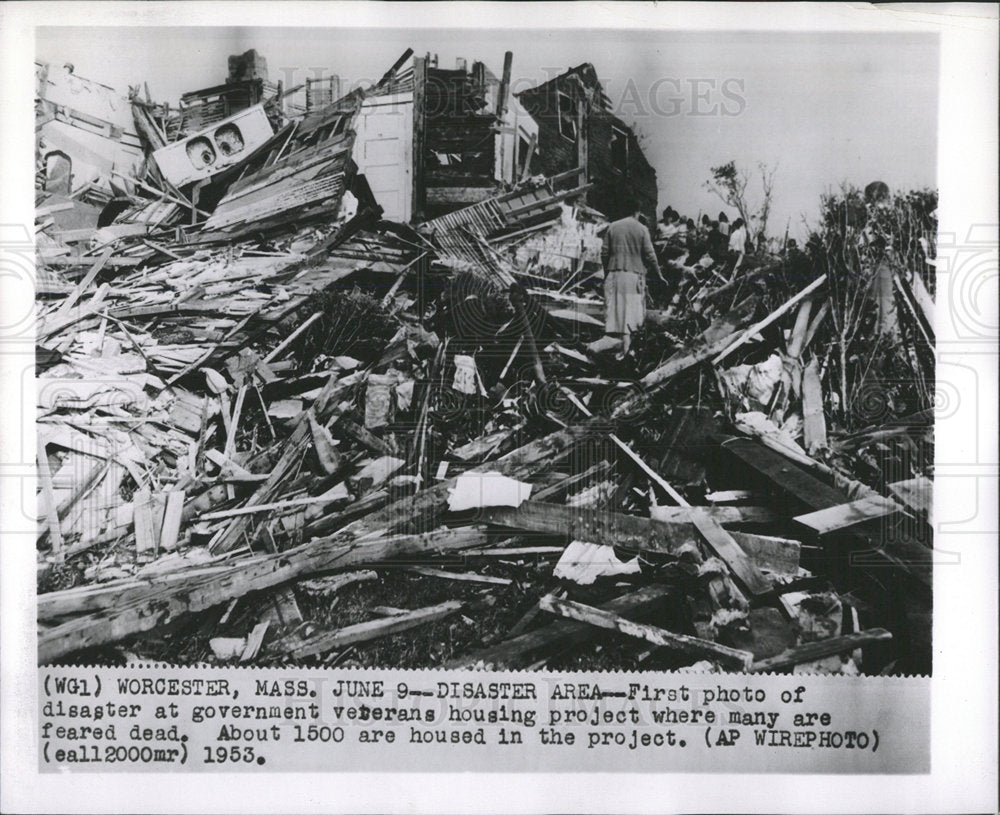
749,628,892,673
240,622,270,662
688,508,772,596
291,601,463,659
712,274,827,365
887,476,932,519
444,585,670,670
538,595,754,670
801,358,827,453
479,500,697,553
405,566,512,586
38,527,488,662
793,495,902,536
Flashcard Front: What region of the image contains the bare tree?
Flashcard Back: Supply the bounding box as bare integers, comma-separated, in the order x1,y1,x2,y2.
705,160,778,250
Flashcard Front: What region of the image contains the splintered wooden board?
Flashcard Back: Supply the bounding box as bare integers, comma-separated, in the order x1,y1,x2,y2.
888,476,932,518
793,494,902,536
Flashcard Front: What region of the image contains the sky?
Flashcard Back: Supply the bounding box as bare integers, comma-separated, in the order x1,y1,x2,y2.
37,27,938,238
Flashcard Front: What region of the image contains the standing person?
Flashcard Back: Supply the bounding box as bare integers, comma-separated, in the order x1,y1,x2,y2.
601,194,661,359
728,217,749,271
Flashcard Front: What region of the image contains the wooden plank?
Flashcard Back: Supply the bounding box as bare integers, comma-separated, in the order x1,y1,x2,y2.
132,490,156,556
640,298,758,389
496,51,513,118
37,527,489,660
539,595,754,670
51,246,114,324
887,476,932,518
292,601,462,659
405,566,512,586
749,628,892,673
480,500,697,553
338,418,394,457
444,585,670,670
465,546,563,558
728,532,801,576
688,508,772,596
158,489,186,552
721,436,846,511
793,495,902,536
199,494,354,521
263,312,321,363
411,56,427,220
712,274,827,365
801,358,827,453
240,621,270,662
37,438,65,560
650,505,779,525
532,461,611,502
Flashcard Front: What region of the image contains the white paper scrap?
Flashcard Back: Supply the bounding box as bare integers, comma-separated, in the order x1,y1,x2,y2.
447,471,532,512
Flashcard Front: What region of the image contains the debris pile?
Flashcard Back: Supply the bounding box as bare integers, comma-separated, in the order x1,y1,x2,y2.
35,49,934,675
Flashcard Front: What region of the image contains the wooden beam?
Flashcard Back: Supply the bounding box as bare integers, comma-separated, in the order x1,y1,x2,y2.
727,532,801,576
641,297,758,389
263,312,321,363
749,628,892,672
650,505,779,525
405,566,512,586
801,358,827,453
887,476,932,518
411,56,427,221
496,51,513,118
712,274,827,365
793,495,902,536
722,435,932,589
36,438,64,560
444,585,670,670
518,132,537,183
688,508,772,596
480,500,697,553
158,489,185,552
292,601,462,659
240,622,270,662
50,246,114,325
539,595,754,670
38,527,489,661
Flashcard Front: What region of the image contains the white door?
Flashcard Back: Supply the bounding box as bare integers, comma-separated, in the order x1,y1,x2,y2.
352,94,413,222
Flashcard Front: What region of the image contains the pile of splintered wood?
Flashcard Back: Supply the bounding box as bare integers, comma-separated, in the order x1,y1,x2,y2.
36,105,934,675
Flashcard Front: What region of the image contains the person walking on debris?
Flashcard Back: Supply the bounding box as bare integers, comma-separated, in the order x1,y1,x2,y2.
601,194,662,359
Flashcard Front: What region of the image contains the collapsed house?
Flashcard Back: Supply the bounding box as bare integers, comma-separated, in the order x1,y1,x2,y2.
35,61,145,205
34,47,934,676
516,63,658,225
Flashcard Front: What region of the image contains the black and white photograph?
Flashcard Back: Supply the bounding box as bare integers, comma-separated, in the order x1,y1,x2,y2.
31,23,940,675
1,2,997,812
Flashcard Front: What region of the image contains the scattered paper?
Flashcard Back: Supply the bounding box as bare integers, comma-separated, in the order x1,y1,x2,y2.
553,540,641,585
447,471,533,512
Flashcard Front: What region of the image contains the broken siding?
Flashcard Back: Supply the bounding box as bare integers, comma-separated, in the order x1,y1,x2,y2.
35,61,144,198
516,69,657,224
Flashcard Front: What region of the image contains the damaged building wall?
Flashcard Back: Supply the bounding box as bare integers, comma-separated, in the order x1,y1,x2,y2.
166,49,280,141
349,53,538,223
35,61,145,203
515,63,658,224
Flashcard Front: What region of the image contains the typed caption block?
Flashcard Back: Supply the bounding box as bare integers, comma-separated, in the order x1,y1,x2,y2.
39,667,929,774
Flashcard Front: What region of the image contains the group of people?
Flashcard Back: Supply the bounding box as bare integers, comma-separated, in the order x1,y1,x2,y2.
599,196,752,358
657,207,749,271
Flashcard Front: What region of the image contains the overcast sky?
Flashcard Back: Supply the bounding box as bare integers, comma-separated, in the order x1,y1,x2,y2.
38,27,937,237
